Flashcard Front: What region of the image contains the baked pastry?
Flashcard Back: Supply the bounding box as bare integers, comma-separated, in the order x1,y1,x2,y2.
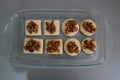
64,38,81,56
80,19,97,36
81,38,97,54
62,19,79,36
45,39,63,54
25,20,41,36
24,38,43,54
44,20,60,35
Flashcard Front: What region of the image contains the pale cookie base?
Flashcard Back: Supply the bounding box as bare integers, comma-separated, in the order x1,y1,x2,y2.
24,38,43,54
25,20,41,36
80,19,97,36
44,20,60,35
81,38,97,54
62,19,79,36
45,39,63,54
64,38,81,56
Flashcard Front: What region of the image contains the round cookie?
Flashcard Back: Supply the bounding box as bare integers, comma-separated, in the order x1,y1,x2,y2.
62,19,79,36
81,38,97,54
64,38,81,56
80,19,97,36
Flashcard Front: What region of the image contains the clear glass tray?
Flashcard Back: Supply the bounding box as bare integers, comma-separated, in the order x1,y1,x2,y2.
5,10,110,67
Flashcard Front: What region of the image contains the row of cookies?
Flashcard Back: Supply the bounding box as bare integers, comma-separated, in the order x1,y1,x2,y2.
25,19,97,36
23,38,97,56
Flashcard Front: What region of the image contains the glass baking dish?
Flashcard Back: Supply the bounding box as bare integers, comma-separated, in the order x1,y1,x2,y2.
4,10,110,68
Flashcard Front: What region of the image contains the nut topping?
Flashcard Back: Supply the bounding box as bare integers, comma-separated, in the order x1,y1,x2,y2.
83,39,96,51
82,21,96,33
65,20,78,34
46,20,56,34
67,41,79,53
46,40,60,53
24,39,40,52
26,21,38,34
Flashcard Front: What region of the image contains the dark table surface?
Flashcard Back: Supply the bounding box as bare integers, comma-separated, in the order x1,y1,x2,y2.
0,0,120,80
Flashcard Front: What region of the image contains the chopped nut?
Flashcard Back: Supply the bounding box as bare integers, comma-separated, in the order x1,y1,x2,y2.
46,40,60,53
46,20,56,34
26,21,38,34
24,39,40,52
83,39,96,51
82,21,96,33
65,20,78,34
67,41,79,53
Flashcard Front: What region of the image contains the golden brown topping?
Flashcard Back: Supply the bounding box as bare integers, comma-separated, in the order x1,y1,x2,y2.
26,21,38,34
65,20,78,34
46,40,60,53
82,21,96,33
24,39,40,52
46,20,56,34
67,41,79,53
83,39,96,51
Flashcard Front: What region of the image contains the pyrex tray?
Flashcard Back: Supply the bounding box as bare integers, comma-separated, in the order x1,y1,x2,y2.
5,10,108,67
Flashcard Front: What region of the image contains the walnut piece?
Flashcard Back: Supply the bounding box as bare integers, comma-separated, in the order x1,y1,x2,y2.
65,20,78,34
46,20,56,34
46,40,60,53
83,39,96,51
67,41,79,53
24,39,40,52
26,21,38,34
82,21,96,33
